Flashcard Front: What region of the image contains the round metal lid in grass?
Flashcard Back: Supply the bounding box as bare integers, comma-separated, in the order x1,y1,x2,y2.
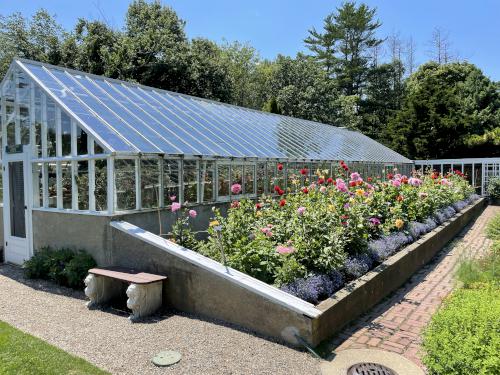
347,362,397,375
152,350,182,367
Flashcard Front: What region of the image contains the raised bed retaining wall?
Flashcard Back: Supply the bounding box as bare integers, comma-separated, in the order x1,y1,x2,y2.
109,198,486,347
313,197,487,346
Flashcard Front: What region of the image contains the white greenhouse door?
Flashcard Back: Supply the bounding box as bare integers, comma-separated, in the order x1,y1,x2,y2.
3,151,32,265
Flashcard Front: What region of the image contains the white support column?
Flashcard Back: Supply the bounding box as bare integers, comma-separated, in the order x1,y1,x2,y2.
71,120,78,210
198,160,203,203
56,161,62,209
135,157,141,210
29,81,36,154
178,159,184,205
14,73,20,145
55,107,62,157
88,137,96,211
107,155,115,214
41,93,47,158
1,95,6,155
158,157,164,208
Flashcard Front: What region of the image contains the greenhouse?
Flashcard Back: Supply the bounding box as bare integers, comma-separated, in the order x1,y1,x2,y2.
0,58,412,264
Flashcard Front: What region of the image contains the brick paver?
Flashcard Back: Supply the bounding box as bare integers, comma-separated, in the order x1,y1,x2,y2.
326,205,500,369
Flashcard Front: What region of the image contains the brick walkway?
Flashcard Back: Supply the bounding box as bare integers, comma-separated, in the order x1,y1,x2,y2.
325,205,500,369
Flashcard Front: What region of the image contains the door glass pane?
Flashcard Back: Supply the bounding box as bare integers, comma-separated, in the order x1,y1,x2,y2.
9,161,25,238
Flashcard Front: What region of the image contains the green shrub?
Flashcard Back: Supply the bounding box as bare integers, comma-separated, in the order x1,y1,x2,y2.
487,176,500,199
63,251,97,289
422,286,500,375
47,248,74,285
486,214,500,241
456,251,499,288
23,247,54,279
24,247,96,289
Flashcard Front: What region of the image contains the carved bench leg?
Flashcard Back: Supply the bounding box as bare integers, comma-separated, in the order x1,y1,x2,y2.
84,274,122,308
126,281,163,321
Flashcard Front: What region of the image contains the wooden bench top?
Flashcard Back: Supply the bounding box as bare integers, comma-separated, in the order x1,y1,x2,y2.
89,267,167,284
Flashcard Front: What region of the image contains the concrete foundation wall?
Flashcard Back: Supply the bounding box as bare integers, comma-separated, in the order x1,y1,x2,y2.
32,210,113,265
108,228,313,343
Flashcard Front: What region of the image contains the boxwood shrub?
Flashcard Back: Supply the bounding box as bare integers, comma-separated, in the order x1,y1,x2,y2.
24,247,96,289
422,286,500,375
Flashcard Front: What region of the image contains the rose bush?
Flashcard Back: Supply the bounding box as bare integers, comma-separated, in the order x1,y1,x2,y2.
197,164,477,303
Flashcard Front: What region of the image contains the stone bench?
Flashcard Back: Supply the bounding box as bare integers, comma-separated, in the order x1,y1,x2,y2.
84,267,167,321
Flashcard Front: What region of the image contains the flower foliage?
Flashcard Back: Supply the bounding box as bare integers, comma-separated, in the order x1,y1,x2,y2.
198,167,475,303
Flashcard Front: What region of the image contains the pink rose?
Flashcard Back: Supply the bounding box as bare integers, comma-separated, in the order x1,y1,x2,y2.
188,209,197,218
231,183,242,194
171,202,181,212
297,206,306,216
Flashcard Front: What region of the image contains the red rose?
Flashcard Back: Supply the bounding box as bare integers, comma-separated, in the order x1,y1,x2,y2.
300,168,308,175
277,163,283,171
279,199,286,207
327,177,334,184
278,188,285,196
255,203,262,210
274,185,281,192
231,200,240,208
318,178,325,185
387,173,394,180
302,187,309,194
367,177,373,182
349,181,357,187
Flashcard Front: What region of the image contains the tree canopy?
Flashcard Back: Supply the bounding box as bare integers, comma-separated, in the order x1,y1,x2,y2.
0,1,498,159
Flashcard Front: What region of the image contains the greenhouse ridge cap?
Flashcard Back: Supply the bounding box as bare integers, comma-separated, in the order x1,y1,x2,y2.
10,58,412,163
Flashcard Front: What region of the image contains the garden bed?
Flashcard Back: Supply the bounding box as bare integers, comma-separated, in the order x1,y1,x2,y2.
109,198,485,347
312,197,486,346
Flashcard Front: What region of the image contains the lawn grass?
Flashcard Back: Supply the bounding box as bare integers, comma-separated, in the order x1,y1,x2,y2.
0,320,109,375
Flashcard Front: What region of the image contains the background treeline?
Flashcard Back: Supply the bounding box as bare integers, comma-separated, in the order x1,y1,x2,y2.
1,0,498,159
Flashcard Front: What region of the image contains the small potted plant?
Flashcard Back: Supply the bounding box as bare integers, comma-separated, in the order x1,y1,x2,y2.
486,176,500,205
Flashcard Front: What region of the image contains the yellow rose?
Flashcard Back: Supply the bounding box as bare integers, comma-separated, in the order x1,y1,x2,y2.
355,189,364,196
328,204,336,212
256,211,262,217
209,220,220,227
395,219,404,229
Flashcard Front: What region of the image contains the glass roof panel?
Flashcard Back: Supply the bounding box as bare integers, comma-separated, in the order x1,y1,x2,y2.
19,63,134,152
16,60,412,163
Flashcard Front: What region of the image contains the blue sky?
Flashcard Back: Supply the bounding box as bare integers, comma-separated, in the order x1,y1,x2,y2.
4,0,500,80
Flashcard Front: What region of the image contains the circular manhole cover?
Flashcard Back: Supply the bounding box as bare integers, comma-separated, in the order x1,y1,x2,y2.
152,350,182,367
347,362,397,375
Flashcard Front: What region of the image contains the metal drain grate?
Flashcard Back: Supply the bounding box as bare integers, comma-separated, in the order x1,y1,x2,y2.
347,362,397,375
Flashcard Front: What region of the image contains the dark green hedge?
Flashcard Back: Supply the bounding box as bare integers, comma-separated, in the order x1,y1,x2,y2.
24,247,96,289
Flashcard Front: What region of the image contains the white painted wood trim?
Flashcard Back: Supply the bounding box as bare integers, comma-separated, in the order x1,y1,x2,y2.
109,220,322,319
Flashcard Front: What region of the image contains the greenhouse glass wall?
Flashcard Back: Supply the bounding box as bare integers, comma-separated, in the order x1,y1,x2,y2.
0,59,412,264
